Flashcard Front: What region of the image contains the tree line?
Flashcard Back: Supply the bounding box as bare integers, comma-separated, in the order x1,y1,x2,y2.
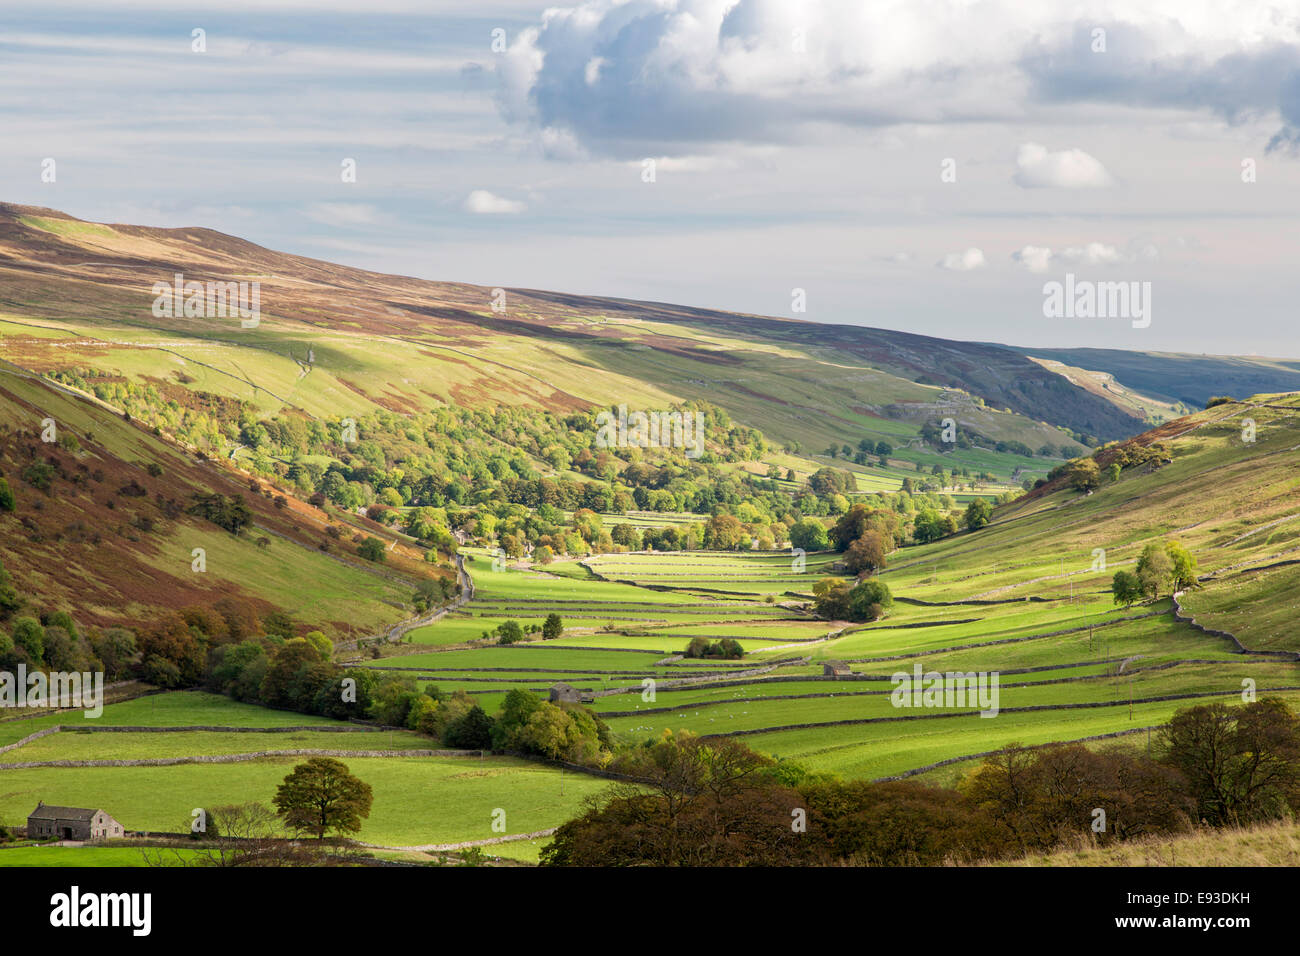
543,698,1300,865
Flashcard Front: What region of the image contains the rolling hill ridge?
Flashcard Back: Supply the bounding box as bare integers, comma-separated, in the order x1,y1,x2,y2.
0,203,1188,456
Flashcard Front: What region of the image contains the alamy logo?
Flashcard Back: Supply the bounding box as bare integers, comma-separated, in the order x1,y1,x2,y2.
151,272,261,328
0,666,104,718
595,405,704,459
890,662,1000,718
1042,273,1150,329
50,886,151,936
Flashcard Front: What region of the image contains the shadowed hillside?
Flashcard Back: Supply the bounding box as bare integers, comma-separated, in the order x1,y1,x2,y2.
0,360,448,641
0,202,1140,455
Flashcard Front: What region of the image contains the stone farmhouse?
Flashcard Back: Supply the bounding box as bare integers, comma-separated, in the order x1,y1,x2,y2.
27,802,125,841
549,682,582,704
548,682,595,704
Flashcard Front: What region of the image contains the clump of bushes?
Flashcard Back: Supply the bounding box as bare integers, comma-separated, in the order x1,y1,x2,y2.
1113,540,1197,605
812,577,892,622
357,537,386,562
494,620,523,645
683,637,744,660
187,493,252,534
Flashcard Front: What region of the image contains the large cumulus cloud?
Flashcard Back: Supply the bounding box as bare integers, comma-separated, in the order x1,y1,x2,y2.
494,0,1300,157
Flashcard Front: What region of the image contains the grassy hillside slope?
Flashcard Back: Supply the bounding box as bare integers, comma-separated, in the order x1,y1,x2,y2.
0,202,1131,459
1016,346,1300,410
0,361,446,640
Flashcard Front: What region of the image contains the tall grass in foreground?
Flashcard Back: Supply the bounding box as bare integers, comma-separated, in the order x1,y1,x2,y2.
978,819,1300,867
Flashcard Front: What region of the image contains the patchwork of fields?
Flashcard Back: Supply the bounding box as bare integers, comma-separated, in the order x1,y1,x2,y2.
0,692,603,859
2,395,1296,863
358,398,1300,815
365,493,1300,793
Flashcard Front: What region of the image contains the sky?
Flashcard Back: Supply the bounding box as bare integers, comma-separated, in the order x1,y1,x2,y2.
4,0,1300,356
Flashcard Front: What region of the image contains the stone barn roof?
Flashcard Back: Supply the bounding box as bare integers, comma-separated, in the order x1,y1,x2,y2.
28,803,100,822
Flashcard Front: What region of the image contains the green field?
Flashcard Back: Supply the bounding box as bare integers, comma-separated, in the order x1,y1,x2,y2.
0,752,611,848
0,845,190,867
368,397,1300,797
3,386,1299,862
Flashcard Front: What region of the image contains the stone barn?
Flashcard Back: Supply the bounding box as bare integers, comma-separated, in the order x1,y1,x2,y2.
823,661,853,679
27,802,124,842
548,682,582,704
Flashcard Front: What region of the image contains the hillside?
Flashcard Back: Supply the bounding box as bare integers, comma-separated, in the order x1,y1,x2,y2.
2,203,1299,864
0,359,449,642
0,203,1138,468
1015,346,1300,411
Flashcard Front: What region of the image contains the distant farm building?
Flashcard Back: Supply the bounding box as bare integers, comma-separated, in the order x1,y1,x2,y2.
549,682,582,704
27,802,124,841
823,661,853,679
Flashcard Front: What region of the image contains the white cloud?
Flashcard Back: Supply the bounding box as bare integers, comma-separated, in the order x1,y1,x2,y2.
1013,143,1113,189
1059,242,1124,265
1012,245,1053,273
497,1,1300,156
464,190,526,214
938,248,986,271
1013,240,1161,272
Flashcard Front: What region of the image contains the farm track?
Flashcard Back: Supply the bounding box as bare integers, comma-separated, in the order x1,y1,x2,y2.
356,827,558,853
337,553,474,653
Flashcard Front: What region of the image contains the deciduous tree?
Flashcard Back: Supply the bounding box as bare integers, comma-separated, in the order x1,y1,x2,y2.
273,757,373,839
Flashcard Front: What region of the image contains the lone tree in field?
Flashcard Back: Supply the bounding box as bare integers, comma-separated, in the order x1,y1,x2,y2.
1111,570,1143,608
963,499,993,531
542,613,563,640
273,757,373,840
1135,542,1175,599
1164,540,1198,590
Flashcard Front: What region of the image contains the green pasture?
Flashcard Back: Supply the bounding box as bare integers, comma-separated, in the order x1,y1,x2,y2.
0,755,613,848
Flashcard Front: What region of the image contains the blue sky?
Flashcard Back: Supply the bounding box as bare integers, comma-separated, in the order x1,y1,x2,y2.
5,0,1300,356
